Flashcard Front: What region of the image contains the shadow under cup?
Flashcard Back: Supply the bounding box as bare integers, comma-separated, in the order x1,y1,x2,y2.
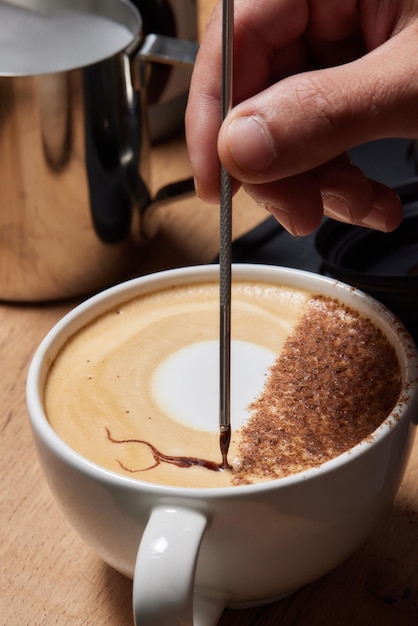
26,265,418,626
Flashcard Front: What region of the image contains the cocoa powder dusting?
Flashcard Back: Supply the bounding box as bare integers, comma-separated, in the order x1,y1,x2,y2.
233,296,402,485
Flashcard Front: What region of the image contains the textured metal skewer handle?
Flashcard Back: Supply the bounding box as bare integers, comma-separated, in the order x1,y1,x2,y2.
219,166,232,433
219,0,234,444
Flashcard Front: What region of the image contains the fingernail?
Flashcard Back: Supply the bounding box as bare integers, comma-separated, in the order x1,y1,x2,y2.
360,207,388,232
323,195,353,223
193,176,201,197
227,115,276,173
266,205,300,236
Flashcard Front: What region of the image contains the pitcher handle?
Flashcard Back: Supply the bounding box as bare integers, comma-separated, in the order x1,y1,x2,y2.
139,34,199,67
132,34,198,237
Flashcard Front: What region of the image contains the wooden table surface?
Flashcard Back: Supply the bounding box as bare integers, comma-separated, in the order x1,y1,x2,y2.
1,1,418,624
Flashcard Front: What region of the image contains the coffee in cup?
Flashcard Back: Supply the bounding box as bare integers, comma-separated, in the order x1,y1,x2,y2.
44,277,401,488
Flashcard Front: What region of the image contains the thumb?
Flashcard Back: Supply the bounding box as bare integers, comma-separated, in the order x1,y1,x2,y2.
218,27,418,183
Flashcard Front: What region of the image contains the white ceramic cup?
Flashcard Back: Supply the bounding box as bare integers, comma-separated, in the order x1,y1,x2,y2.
26,264,418,626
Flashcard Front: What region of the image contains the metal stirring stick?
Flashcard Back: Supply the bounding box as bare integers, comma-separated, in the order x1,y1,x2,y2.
219,0,234,470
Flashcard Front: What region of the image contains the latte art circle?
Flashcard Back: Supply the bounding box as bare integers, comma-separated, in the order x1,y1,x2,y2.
152,340,276,432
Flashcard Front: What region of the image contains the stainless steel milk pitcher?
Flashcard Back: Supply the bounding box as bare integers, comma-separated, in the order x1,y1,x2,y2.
0,0,198,300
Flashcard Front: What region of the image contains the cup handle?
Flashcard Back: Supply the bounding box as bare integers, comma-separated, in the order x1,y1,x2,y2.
133,506,214,626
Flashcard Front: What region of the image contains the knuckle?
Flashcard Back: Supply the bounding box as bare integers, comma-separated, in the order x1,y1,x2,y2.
291,74,349,133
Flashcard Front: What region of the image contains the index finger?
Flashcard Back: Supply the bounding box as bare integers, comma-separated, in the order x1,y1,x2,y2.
185,0,310,202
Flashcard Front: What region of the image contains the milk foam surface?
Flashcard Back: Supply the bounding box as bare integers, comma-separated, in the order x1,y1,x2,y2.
45,281,308,488
0,5,134,75
153,340,276,432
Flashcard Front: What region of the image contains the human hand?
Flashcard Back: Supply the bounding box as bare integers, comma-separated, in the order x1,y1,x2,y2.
185,0,418,235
